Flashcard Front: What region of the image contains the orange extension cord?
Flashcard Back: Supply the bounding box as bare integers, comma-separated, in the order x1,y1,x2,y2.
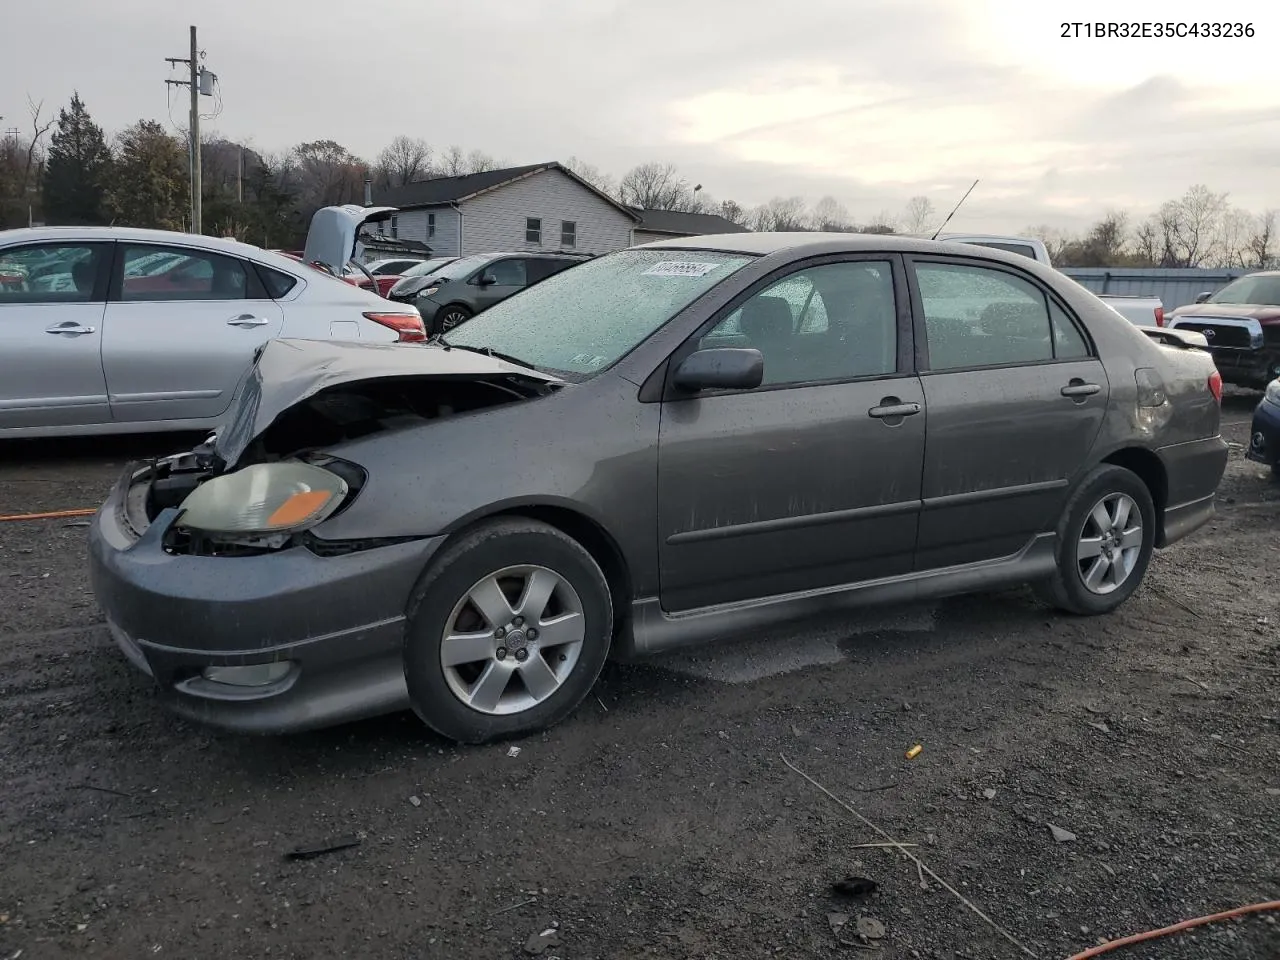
0,507,97,522
1064,900,1280,959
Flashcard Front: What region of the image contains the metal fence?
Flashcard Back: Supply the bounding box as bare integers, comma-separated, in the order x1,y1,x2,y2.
1059,267,1250,312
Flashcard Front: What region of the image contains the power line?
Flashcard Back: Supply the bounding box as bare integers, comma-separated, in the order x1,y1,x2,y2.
164,25,218,234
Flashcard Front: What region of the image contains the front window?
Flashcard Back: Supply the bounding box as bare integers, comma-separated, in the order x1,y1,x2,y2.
445,248,754,378
526,217,542,244
401,257,456,279
1209,275,1280,306
0,243,107,303
561,221,576,247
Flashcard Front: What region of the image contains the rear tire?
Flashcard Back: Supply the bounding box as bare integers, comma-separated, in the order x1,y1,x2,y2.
403,518,613,744
1035,464,1156,615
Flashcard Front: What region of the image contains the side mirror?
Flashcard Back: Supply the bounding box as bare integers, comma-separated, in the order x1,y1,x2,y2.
476,273,497,287
672,347,764,393
1195,292,1212,303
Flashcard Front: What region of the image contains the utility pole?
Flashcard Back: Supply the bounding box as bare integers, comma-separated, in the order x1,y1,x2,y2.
165,26,212,234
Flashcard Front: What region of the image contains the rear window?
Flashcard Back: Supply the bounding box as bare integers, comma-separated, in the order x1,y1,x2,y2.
965,241,1039,260
257,264,298,299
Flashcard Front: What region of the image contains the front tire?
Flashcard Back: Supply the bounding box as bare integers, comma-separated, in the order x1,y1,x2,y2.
1036,464,1156,615
436,305,471,335
403,518,613,743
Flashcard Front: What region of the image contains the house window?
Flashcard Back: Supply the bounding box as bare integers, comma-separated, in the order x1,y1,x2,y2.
561,220,576,247
390,215,398,239
526,217,542,244
427,213,436,238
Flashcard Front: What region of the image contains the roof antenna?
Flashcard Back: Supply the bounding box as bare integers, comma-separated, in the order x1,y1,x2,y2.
930,178,979,241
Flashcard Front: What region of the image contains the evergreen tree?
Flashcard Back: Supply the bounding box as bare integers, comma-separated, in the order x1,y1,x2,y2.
42,92,111,225
106,120,187,229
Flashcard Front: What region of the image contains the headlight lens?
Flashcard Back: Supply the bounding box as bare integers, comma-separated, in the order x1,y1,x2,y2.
176,462,348,535
1266,378,1280,406
419,285,440,298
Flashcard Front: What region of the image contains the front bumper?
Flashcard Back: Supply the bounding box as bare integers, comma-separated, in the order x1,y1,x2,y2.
1206,348,1280,388
87,467,447,733
1247,398,1280,468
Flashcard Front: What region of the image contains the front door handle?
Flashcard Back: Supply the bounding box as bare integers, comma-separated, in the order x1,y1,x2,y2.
1061,380,1101,398
45,322,96,336
227,314,271,328
868,398,922,420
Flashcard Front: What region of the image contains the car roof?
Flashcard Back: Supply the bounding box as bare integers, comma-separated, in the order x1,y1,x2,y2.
0,225,322,277
635,231,1046,264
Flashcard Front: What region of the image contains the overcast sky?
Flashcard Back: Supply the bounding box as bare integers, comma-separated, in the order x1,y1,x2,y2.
4,0,1275,233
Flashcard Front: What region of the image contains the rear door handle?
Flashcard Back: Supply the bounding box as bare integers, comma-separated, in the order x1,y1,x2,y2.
45,322,96,336
227,314,270,328
1061,381,1101,398
868,399,922,419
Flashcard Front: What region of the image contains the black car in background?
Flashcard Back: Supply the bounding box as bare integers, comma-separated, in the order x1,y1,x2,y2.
388,251,590,335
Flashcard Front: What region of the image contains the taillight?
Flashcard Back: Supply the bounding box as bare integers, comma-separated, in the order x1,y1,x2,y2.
1155,307,1165,327
364,311,426,343
1208,370,1223,404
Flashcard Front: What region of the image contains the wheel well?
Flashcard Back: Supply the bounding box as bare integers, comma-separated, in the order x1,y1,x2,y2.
487,505,633,637
1102,447,1168,515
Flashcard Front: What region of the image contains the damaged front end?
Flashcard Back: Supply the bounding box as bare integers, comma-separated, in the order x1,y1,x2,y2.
117,338,562,558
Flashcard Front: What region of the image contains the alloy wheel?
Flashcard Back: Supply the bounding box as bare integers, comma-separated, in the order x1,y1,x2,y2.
439,565,586,715
1076,492,1143,595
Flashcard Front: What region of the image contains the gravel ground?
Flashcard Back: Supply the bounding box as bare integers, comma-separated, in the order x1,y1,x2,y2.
1,398,1278,960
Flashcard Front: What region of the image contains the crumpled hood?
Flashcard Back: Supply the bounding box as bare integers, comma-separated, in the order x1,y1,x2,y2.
213,338,562,467
302,204,399,276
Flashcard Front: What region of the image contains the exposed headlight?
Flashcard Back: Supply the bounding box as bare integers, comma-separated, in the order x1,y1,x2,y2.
176,462,348,535
419,285,440,298
1266,378,1280,406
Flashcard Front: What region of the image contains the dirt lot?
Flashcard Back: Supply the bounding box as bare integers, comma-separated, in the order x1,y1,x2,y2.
1,397,1277,960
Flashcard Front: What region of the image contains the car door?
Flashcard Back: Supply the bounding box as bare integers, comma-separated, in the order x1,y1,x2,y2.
0,240,112,429
656,256,925,611
102,243,285,423
907,256,1109,569
473,257,528,311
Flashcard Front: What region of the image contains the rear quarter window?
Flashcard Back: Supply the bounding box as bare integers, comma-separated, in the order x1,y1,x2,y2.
257,264,299,299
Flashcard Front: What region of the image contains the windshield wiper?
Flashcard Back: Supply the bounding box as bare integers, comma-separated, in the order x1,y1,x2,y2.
433,336,535,371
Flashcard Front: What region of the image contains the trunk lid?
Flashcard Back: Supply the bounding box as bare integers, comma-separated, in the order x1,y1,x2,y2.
302,204,399,277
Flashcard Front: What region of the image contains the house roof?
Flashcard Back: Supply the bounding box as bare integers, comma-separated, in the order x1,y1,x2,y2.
632,208,751,236
373,162,641,222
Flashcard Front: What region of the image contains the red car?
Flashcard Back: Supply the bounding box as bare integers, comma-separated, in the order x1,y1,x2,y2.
272,251,399,299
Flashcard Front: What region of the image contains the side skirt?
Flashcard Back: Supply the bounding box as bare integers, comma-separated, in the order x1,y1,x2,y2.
621,533,1058,658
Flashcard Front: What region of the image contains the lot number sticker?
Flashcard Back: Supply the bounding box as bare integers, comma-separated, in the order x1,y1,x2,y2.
643,261,722,278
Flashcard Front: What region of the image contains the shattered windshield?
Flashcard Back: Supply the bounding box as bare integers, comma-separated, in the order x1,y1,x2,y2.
444,249,754,376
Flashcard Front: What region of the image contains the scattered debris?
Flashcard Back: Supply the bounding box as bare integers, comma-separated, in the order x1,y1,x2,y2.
408,796,422,807
982,788,997,800
781,754,1039,959
507,746,522,758
285,835,361,861
851,842,916,849
857,917,887,940
905,744,923,760
1148,584,1203,619
1087,721,1111,734
596,695,609,713
1061,898,1280,960
64,520,91,528
1265,788,1280,797
850,782,897,793
494,897,538,915
717,730,729,740
523,927,561,955
831,876,878,898
1049,825,1078,844
1180,675,1209,692
67,784,133,799
827,912,850,935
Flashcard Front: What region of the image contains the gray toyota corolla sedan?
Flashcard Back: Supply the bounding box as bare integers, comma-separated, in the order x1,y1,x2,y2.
88,233,1228,743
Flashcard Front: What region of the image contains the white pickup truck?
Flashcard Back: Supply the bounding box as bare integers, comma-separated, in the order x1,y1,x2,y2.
937,233,1166,328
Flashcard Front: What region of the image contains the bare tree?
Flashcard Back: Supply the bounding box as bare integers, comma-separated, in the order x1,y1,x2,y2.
563,156,617,197
1025,224,1073,262
750,196,808,231
1156,184,1229,267
810,195,852,231
1133,218,1159,266
718,198,748,226
1246,209,1277,268
373,135,432,189
437,145,466,177
858,210,897,234
619,162,699,211
465,149,499,174
292,139,366,212
902,195,936,234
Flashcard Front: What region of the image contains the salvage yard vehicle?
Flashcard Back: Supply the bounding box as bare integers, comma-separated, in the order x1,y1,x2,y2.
0,207,424,438
1246,376,1280,478
386,250,590,335
1167,270,1280,389
88,233,1228,744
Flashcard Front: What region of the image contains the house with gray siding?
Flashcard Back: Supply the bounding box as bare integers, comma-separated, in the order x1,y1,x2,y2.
630,208,751,246
373,163,640,257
